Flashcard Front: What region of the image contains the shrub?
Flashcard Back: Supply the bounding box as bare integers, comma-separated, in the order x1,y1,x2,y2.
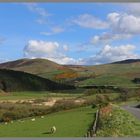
92,104,97,108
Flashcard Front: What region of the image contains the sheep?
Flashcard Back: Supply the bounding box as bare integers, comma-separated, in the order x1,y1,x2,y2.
41,116,44,118
51,126,56,134
5,122,8,125
31,118,35,121
11,121,13,123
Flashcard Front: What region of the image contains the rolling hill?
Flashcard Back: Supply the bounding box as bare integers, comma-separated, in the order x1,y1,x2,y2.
0,69,75,92
0,58,140,87
70,59,140,87
0,58,78,81
112,59,140,64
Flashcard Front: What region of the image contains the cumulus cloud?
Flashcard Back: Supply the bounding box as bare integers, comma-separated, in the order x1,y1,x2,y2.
24,40,75,64
24,41,139,65
71,11,140,45
72,14,109,29
108,12,140,34
126,3,140,16
80,44,139,65
46,57,77,65
90,12,140,45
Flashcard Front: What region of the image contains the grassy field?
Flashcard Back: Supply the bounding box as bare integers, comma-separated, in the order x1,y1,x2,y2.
0,106,95,137
78,75,137,87
0,91,83,100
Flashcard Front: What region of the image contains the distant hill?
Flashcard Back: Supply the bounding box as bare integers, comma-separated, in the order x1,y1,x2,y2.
112,59,140,64
0,69,75,92
65,59,140,87
0,58,140,87
0,58,78,81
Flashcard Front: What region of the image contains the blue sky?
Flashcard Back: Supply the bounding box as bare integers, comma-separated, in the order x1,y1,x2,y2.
0,3,140,65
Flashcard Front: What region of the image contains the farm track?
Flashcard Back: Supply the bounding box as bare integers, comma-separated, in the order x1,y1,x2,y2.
122,105,140,120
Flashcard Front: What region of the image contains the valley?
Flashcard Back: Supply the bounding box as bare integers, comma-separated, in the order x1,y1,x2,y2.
0,58,140,137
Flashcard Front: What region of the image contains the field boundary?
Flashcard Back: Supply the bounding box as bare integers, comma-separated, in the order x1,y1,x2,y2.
86,109,100,137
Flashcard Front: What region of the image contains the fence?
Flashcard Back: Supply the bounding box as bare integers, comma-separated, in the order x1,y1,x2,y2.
85,109,100,137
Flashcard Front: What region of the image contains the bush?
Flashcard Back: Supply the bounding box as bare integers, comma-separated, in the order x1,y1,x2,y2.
95,95,110,107
2,112,17,122
92,104,97,108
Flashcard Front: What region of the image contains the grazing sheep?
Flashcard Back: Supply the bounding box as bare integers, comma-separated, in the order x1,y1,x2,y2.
51,126,56,134
41,116,44,118
5,122,8,125
11,121,13,123
31,118,35,121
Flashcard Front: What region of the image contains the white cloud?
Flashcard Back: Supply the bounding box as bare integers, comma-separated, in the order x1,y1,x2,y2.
80,44,139,65
25,3,49,17
24,40,59,57
25,3,51,24
108,12,140,34
24,41,139,65
47,57,77,65
24,40,75,64
91,33,131,45
126,3,140,16
72,14,109,29
63,45,69,51
90,12,140,45
40,26,65,36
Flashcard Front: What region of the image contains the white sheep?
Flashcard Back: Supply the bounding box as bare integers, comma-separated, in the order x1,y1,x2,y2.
51,126,56,134
31,118,35,121
41,116,44,118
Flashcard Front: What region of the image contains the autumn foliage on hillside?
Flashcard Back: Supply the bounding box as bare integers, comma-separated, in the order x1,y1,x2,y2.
54,71,79,80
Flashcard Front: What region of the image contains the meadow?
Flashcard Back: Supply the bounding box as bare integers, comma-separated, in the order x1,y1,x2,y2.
0,106,96,137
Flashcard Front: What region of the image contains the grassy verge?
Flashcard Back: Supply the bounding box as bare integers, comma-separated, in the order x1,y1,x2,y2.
96,105,140,137
0,106,96,137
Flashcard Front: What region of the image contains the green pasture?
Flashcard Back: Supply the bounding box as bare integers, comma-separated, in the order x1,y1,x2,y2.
0,106,95,137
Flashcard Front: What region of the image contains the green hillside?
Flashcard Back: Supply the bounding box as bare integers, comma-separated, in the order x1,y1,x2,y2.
66,60,140,87
0,58,140,87
0,69,75,92
0,58,77,81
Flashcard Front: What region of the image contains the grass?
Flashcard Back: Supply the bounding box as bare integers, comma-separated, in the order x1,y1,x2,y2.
78,75,136,87
0,91,83,100
83,93,120,101
0,106,96,137
97,105,140,137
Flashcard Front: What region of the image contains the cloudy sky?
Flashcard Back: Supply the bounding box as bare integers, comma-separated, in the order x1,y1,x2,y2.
0,3,140,65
